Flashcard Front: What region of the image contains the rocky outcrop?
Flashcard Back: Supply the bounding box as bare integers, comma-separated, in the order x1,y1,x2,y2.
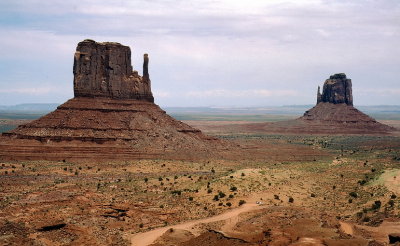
0,39,224,161
295,73,395,133
318,73,353,106
73,39,154,102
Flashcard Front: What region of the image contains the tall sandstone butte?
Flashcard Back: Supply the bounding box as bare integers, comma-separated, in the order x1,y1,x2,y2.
73,39,154,102
0,40,222,161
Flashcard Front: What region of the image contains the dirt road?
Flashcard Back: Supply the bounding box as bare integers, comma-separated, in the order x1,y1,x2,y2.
129,203,264,246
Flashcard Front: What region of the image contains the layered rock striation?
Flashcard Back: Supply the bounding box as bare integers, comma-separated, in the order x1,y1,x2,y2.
73,39,154,102
0,40,221,161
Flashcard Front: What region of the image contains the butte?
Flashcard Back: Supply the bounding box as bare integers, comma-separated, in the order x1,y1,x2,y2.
0,39,221,161
235,73,396,135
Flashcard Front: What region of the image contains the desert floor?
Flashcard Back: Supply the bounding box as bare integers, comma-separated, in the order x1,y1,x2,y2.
1,121,400,246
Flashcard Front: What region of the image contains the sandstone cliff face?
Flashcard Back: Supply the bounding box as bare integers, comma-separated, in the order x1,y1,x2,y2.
318,73,353,106
73,39,154,102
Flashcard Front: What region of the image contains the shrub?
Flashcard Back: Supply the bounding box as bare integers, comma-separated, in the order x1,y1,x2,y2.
229,194,234,199
207,189,212,194
189,197,194,201
310,193,316,198
158,177,163,181
288,197,294,203
348,199,353,203
226,202,232,207
391,194,397,199
218,191,226,198
238,200,246,206
159,204,164,208
241,173,245,177
349,192,358,198
274,195,279,200
144,178,148,183
371,200,381,210
230,186,237,192
388,200,395,207
139,223,144,228
171,190,182,195
213,195,219,201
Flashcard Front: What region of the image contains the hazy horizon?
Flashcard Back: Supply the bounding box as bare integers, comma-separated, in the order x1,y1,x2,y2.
1,0,399,107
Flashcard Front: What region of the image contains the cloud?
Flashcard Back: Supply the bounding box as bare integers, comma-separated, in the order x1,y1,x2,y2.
0,0,399,106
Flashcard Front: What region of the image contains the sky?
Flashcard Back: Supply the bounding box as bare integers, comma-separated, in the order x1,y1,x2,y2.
0,0,399,107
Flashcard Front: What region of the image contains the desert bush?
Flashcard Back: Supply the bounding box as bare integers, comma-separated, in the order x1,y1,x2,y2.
213,195,219,201
239,200,246,206
229,194,234,199
158,177,163,181
274,195,280,200
144,177,148,183
371,200,381,210
388,200,395,207
207,188,212,194
241,173,245,177
348,199,353,203
349,192,358,198
288,197,294,203
226,202,232,207
189,197,194,201
391,194,397,199
310,193,316,198
230,186,237,192
218,191,226,198
171,190,182,195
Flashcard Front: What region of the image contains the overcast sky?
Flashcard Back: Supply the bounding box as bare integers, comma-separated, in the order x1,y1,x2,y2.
0,0,399,106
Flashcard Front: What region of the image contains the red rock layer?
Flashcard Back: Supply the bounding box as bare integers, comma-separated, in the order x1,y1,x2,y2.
0,97,221,161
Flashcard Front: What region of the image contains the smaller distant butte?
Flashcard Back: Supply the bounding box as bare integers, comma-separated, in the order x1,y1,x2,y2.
231,73,396,135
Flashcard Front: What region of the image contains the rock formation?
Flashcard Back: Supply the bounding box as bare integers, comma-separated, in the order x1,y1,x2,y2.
299,73,394,133
0,40,222,161
230,73,396,135
318,73,353,106
73,39,154,102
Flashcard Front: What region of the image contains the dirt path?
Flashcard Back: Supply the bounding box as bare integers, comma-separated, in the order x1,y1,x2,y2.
339,221,354,236
129,203,265,246
376,169,400,195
